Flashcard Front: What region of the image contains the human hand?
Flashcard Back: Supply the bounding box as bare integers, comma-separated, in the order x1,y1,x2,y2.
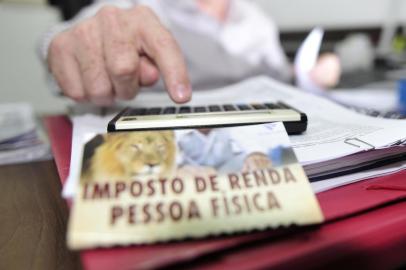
242,152,273,172
196,0,230,22
309,53,341,89
47,5,192,106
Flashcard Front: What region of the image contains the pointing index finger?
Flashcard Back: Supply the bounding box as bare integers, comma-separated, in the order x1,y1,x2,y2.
131,7,192,103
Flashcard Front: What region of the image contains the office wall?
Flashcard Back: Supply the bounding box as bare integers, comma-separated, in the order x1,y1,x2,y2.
0,4,70,114
256,0,406,31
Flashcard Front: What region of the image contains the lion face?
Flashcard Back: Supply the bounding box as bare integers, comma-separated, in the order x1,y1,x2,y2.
89,131,176,181
112,131,175,176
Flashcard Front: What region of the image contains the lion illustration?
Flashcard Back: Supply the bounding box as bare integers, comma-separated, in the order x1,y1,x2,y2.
82,130,176,182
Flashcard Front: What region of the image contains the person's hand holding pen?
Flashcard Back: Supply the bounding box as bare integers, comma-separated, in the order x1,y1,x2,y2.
47,5,192,106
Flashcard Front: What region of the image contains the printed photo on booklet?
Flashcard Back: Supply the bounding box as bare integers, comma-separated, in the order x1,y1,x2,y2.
67,122,323,249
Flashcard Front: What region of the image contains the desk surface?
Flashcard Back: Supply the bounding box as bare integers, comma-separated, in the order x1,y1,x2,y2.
2,160,406,270
0,160,82,270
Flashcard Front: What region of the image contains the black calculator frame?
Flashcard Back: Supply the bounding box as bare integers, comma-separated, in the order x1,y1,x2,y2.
107,102,308,135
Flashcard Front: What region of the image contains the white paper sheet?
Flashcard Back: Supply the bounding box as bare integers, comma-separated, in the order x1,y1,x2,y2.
62,116,111,198
294,27,324,93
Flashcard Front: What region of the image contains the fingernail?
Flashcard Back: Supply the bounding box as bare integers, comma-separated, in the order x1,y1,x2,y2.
175,84,192,102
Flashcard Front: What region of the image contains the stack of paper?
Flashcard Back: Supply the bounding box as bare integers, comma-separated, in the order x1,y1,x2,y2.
221,77,406,189
0,103,51,165
63,76,406,197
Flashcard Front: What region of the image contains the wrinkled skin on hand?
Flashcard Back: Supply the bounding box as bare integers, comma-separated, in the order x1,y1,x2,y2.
48,5,192,105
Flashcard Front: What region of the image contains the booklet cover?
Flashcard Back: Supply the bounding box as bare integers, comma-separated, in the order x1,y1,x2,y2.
67,122,323,249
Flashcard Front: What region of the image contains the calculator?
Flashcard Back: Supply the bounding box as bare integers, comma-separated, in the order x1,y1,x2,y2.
108,102,308,134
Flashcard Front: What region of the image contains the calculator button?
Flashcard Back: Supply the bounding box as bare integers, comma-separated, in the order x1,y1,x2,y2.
264,103,278,109
209,105,222,112
162,107,176,114
237,104,252,110
276,102,290,109
129,108,147,115
223,104,237,111
193,106,207,113
179,106,192,113
251,104,267,110
369,110,380,117
145,107,162,115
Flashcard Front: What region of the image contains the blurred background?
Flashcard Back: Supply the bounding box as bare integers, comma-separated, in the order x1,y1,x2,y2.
1,0,406,113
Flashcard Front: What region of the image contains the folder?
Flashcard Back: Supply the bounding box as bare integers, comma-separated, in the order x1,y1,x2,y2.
44,115,406,269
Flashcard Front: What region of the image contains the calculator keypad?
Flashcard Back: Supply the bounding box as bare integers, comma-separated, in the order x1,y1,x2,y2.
125,102,290,116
